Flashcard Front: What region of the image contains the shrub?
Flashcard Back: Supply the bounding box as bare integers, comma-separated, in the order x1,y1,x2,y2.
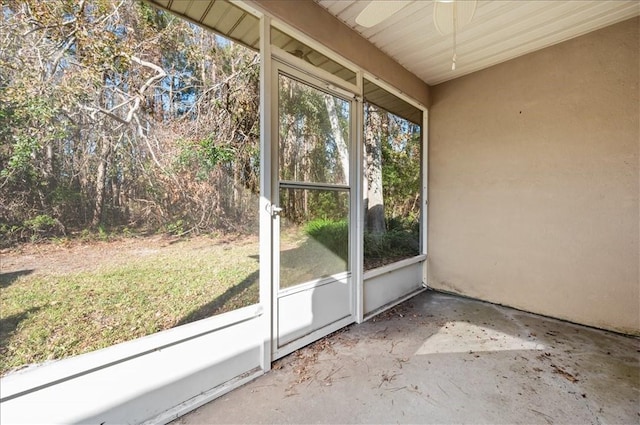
165,219,186,236
364,215,419,265
0,223,22,248
304,218,349,261
304,217,419,264
23,214,64,242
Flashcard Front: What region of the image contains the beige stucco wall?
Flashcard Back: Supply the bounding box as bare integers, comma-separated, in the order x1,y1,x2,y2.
428,17,640,335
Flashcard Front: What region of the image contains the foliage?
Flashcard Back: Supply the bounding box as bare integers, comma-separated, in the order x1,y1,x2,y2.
0,0,260,243
364,227,419,261
23,215,64,241
363,103,421,268
278,76,350,204
381,116,421,221
0,224,22,247
304,217,419,267
0,0,420,249
304,218,349,261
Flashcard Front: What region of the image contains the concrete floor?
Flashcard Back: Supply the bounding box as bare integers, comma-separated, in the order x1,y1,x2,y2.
174,291,639,424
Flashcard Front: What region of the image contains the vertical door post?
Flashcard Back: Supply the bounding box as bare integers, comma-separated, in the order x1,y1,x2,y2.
258,15,273,372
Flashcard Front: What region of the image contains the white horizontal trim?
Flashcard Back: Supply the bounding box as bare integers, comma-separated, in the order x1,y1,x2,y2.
1,304,263,401
363,254,427,280
279,180,350,191
278,272,350,297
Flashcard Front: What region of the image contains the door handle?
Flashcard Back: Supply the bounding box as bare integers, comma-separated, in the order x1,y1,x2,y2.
268,204,283,217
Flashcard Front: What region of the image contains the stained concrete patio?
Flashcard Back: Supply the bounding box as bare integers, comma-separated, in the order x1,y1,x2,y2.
173,291,639,424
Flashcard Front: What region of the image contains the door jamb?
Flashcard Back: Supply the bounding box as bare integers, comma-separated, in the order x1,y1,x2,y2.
258,15,273,372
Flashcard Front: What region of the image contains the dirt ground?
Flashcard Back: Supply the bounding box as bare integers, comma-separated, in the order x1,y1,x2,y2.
0,234,257,277
1,231,417,278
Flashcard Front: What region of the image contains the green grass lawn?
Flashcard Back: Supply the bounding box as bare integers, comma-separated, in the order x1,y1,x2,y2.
279,224,348,289
0,236,259,376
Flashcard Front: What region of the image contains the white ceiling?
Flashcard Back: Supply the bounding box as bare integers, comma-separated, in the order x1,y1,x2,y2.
315,0,640,86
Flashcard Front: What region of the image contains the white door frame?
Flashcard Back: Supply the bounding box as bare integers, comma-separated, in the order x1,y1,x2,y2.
269,59,359,359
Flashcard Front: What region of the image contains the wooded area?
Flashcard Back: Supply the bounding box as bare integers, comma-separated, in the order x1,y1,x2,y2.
1,0,260,246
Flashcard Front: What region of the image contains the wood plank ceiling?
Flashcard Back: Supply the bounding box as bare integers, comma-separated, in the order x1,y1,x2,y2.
315,0,640,85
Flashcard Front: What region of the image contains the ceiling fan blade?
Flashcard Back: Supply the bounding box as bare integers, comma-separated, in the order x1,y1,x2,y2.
355,0,411,28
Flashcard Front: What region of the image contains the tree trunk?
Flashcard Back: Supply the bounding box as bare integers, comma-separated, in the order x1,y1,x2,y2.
364,105,385,235
323,94,349,183
92,137,111,228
